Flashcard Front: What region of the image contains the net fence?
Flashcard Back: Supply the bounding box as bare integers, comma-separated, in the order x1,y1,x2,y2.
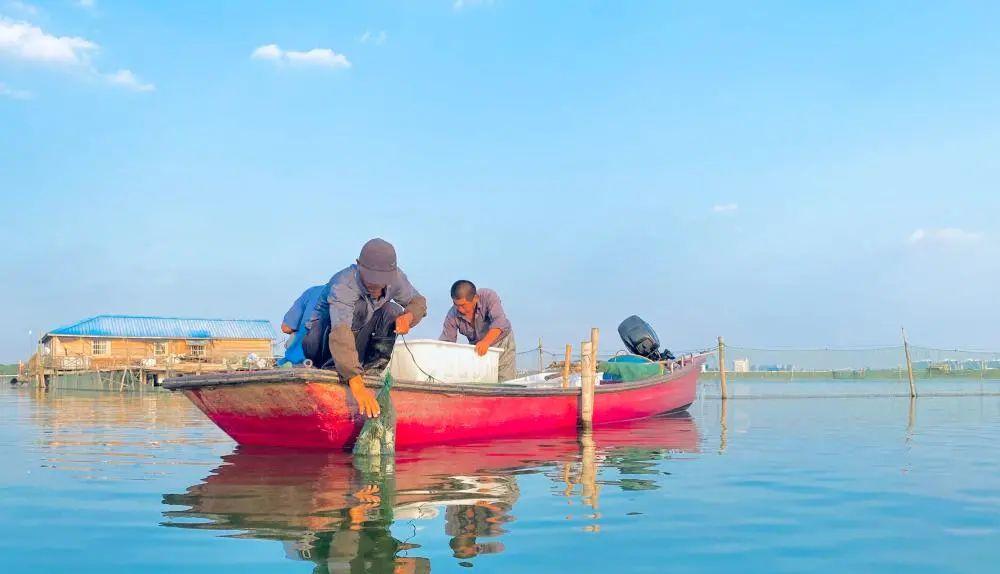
712,344,1000,380
514,340,1000,382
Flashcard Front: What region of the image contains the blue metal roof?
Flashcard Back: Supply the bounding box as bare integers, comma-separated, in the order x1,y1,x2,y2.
46,315,275,340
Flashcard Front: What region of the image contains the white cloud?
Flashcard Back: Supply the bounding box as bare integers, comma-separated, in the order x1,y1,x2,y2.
105,69,154,92
712,203,739,214
907,227,983,246
453,0,494,9
251,43,351,69
0,18,152,93
359,30,387,46
286,48,350,68
0,17,97,65
251,43,282,61
0,81,31,99
74,0,95,8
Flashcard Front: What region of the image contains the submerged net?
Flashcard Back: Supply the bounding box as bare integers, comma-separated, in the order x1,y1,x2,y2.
352,371,397,457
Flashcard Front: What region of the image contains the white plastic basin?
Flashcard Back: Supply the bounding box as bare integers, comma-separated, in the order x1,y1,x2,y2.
390,339,503,384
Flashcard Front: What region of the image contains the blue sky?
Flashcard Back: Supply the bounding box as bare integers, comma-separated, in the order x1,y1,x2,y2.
2,1,1000,362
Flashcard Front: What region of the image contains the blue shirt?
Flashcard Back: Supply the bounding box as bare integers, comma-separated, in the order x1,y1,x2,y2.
282,285,327,332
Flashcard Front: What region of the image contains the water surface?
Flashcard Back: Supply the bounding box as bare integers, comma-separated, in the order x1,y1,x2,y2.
1,382,998,573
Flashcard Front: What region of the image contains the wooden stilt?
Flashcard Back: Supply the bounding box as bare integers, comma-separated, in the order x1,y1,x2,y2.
902,328,916,398
590,328,600,368
579,341,595,428
718,336,728,400
563,344,572,389
36,340,45,388
538,337,544,374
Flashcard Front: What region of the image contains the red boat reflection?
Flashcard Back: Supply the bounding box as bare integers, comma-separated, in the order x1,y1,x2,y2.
162,413,698,573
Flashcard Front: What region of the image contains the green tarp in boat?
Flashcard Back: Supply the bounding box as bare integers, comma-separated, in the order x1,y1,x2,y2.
599,356,664,382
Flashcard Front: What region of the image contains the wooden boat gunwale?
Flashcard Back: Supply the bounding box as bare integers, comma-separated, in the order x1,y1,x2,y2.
163,354,707,397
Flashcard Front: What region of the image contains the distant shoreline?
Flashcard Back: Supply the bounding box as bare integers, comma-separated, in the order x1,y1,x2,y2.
698,369,1000,381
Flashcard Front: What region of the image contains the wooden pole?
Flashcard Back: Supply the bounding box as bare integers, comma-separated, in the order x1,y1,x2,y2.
579,340,595,428
590,327,600,371
538,337,544,374
718,336,728,400
36,340,45,388
590,329,600,401
902,328,916,398
562,344,572,389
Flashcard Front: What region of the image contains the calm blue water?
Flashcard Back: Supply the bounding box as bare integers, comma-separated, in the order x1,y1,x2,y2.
1,381,998,573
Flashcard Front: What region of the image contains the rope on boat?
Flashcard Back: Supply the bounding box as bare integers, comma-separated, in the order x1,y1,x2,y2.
398,335,459,385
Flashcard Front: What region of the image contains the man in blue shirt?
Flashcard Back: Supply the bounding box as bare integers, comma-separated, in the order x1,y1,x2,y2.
281,285,327,336
278,284,328,366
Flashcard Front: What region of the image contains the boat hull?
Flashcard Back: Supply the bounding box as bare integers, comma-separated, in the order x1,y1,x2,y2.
170,357,703,449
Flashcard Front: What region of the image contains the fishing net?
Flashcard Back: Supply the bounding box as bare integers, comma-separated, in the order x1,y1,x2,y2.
352,371,397,457
708,344,1000,379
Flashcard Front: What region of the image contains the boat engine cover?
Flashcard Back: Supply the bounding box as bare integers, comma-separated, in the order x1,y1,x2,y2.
618,315,674,361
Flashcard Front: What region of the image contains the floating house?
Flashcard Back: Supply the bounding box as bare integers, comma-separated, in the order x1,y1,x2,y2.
34,315,275,386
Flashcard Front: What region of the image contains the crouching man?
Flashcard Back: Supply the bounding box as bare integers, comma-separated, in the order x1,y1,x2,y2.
302,238,427,417
440,280,516,381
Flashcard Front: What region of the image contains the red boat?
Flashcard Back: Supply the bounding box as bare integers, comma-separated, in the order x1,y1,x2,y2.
164,354,705,449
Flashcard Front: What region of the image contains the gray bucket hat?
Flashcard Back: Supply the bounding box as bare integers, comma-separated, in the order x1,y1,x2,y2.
357,238,399,285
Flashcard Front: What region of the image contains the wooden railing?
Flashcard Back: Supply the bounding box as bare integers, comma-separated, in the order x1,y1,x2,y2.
35,352,277,373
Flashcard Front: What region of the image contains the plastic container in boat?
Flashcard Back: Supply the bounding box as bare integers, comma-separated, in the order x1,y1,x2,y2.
390,339,503,384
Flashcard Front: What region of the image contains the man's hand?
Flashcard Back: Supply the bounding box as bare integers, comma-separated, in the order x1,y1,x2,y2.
475,339,492,356
348,485,381,530
395,312,413,335
352,484,381,504
349,375,380,418
280,323,295,335
475,328,503,357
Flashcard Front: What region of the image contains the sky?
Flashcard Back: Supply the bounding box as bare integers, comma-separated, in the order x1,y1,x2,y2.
2,1,1000,363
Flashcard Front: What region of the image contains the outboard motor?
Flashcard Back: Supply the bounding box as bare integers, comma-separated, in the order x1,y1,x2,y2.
618,315,675,361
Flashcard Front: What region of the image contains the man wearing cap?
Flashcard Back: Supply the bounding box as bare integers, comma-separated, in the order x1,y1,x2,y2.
301,238,427,418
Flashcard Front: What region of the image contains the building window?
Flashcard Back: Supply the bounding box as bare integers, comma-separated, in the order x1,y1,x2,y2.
189,342,207,358
91,340,110,355
154,341,168,356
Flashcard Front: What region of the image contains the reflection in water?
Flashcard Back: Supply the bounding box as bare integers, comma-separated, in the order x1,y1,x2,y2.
907,395,916,437
162,414,698,572
442,476,516,560
719,398,729,454
19,388,228,480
